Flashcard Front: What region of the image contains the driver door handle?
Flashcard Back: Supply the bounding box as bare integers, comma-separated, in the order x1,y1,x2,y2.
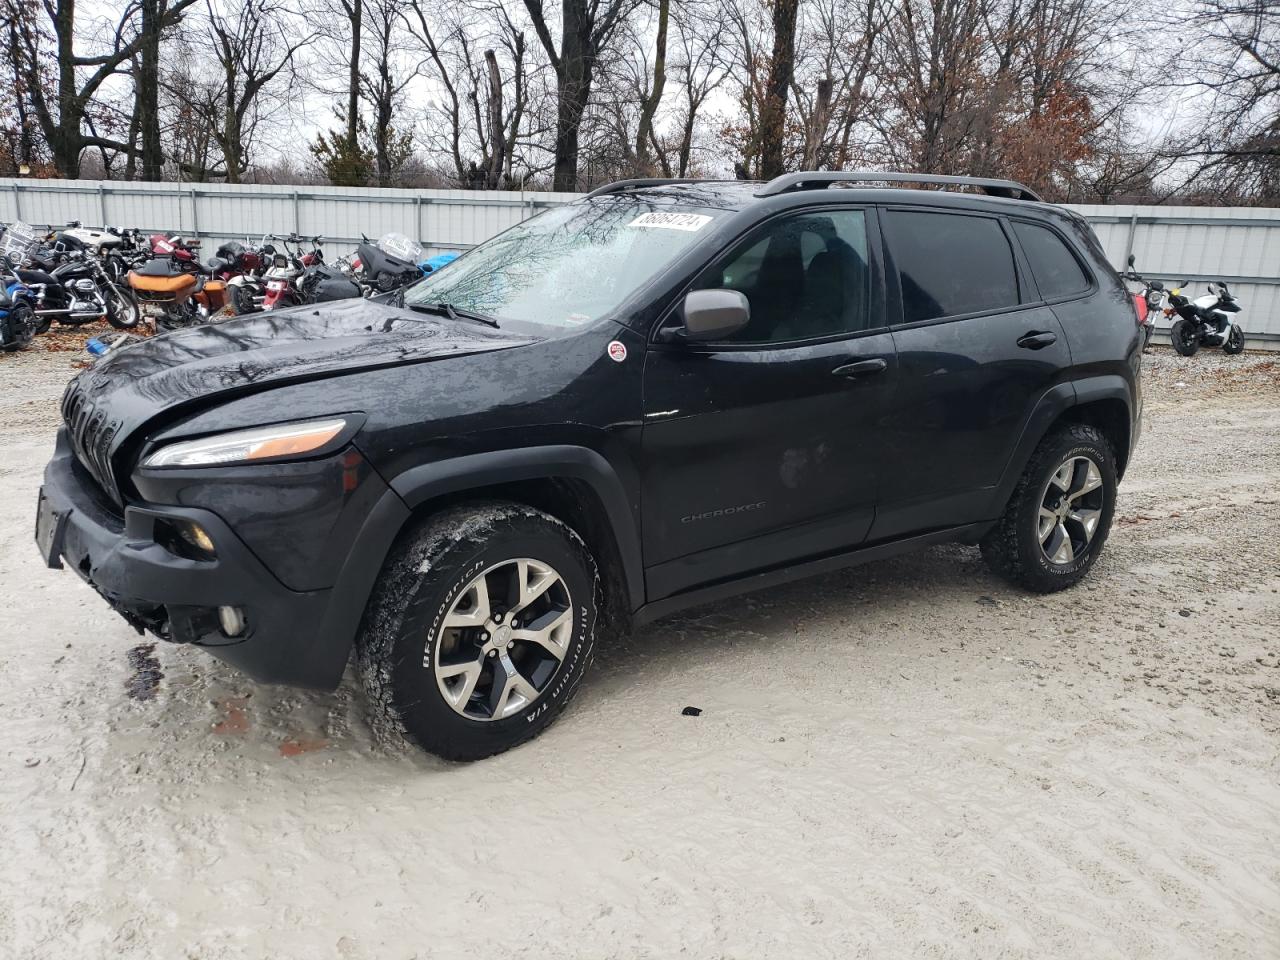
1016,331,1057,350
831,358,888,379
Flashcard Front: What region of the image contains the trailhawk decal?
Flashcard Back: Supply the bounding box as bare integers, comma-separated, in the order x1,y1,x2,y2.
626,211,713,231
607,340,628,363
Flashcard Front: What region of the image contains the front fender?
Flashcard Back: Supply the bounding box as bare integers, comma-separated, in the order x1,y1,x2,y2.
387,444,644,612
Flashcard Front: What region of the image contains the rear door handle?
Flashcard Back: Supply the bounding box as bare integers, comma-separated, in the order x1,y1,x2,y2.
1016,331,1058,349
831,358,888,379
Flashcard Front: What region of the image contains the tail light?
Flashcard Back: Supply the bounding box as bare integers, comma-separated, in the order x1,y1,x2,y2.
1132,293,1148,325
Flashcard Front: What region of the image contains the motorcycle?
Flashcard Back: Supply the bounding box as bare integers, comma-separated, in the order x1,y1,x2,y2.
1,221,141,330
1121,255,1164,352
0,254,38,351
261,234,326,310
351,233,431,294
296,262,363,304
127,256,231,331
1167,280,1245,356
204,238,268,314
148,233,202,266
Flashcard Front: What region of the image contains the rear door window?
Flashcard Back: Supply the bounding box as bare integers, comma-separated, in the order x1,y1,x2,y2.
882,210,1019,324
1011,221,1092,301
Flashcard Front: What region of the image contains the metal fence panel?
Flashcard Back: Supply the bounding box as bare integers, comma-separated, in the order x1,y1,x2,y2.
2,179,1276,339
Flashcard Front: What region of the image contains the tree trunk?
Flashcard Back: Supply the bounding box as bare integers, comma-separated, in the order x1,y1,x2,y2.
346,0,362,149
634,0,669,169
223,67,242,183
802,77,834,169
484,50,505,188
53,0,81,177
124,59,141,179
139,0,164,179
552,0,593,191
758,0,799,180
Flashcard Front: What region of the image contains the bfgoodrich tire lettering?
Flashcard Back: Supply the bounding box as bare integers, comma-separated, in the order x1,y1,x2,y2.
356,501,599,761
980,424,1117,593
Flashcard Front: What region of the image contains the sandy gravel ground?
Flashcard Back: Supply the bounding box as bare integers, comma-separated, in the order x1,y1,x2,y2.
1,329,1278,960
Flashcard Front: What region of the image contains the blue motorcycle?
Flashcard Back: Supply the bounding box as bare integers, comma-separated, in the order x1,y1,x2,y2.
0,255,38,352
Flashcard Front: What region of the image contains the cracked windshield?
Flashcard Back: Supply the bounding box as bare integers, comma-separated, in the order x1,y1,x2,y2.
405,201,726,328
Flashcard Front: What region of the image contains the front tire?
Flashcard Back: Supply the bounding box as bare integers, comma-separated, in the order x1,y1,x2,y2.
1223,325,1244,354
981,424,1117,593
106,288,141,329
357,502,600,761
1170,318,1199,356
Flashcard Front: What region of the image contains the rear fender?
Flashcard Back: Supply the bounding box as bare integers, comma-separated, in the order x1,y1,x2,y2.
986,376,1134,517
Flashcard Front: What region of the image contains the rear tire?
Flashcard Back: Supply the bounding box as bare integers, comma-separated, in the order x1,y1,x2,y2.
1170,319,1199,356
229,283,257,315
980,424,1117,593
356,502,600,761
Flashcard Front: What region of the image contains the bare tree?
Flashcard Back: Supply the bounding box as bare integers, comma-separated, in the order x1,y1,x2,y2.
199,0,313,183
360,0,417,186
7,0,197,177
789,0,888,170
521,0,642,189
633,0,668,170
655,0,730,176
1164,0,1279,199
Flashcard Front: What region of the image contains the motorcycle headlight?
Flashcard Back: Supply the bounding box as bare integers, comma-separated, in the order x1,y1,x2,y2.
141,418,349,468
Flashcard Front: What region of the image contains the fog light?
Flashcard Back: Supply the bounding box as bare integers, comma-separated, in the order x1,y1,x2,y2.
218,605,245,637
181,522,216,555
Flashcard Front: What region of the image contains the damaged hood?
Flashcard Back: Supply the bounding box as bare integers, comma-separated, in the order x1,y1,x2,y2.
60,298,539,501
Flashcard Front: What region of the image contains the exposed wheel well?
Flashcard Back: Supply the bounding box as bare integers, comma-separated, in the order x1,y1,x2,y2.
1056,399,1132,478
405,478,634,635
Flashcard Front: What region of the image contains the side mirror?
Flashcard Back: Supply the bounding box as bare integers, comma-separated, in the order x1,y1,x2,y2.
1127,253,1135,267
680,288,750,341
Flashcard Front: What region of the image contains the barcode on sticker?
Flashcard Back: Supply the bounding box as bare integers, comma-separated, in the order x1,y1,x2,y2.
627,212,712,231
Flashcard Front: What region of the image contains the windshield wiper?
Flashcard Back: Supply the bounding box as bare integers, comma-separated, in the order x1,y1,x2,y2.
407,301,500,328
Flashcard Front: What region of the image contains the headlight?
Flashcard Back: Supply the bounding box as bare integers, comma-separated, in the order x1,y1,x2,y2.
142,418,348,468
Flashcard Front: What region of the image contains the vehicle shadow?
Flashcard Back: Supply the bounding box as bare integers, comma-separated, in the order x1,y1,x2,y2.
589,541,1004,685
124,539,1054,776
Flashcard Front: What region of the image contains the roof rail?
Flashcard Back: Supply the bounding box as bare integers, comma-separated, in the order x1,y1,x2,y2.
585,177,724,199
755,170,1042,202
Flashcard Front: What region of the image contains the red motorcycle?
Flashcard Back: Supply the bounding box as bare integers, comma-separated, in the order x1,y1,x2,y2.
204,239,268,314
261,234,325,310
148,233,202,266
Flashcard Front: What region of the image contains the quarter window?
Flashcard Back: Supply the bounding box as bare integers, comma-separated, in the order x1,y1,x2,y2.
692,209,871,343
883,210,1019,323
1012,221,1091,300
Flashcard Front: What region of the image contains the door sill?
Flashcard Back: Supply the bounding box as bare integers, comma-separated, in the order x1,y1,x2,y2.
633,522,991,626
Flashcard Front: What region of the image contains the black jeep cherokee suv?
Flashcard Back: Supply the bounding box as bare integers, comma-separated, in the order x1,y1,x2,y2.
36,172,1142,760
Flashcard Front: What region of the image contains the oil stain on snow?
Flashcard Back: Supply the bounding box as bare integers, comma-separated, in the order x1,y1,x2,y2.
123,643,163,701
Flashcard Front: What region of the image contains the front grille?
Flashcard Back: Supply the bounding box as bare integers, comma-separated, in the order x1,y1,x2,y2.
61,378,123,504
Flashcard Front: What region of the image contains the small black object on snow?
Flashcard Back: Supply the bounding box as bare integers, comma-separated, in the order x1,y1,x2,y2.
681,706,702,717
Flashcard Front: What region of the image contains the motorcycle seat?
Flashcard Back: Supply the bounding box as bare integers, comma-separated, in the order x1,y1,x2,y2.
17,267,58,285
205,257,231,273
16,269,57,286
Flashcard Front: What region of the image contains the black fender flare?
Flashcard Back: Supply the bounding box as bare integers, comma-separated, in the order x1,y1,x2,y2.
389,446,644,612
987,375,1134,517
314,445,645,685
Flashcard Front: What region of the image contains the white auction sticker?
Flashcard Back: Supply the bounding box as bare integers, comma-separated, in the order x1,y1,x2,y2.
607,340,628,362
627,211,712,232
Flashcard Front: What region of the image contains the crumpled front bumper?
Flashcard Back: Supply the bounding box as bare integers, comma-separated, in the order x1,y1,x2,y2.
36,429,346,688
